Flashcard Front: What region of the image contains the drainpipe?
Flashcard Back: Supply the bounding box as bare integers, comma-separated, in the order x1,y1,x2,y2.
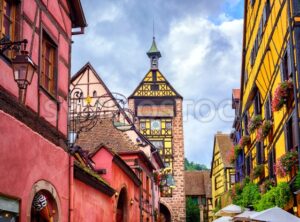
287,0,300,169
131,165,143,222
69,156,74,222
151,178,155,222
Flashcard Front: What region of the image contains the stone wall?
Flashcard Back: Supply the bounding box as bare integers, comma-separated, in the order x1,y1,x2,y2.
160,98,185,221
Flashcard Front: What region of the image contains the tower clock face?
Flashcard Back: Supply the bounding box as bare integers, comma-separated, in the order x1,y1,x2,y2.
151,120,161,130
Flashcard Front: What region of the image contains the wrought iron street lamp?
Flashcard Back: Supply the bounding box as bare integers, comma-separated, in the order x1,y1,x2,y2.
12,50,36,102
0,38,36,103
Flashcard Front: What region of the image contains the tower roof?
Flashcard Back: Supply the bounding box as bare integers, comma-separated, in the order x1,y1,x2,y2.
147,37,161,58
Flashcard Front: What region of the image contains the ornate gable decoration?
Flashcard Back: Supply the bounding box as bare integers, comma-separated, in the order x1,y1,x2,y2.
130,70,181,98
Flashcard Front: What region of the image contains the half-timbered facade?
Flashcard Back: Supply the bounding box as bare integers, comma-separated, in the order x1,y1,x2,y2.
211,133,235,210
236,0,300,215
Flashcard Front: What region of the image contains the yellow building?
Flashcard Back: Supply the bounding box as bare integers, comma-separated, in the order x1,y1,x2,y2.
237,0,300,213
211,133,235,210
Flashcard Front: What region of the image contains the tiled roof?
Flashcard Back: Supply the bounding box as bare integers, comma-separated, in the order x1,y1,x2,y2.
216,133,233,168
185,170,212,198
232,89,240,100
76,119,139,154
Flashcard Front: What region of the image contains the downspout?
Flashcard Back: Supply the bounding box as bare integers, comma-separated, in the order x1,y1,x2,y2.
69,156,74,222
131,165,143,222
287,0,300,169
151,177,155,222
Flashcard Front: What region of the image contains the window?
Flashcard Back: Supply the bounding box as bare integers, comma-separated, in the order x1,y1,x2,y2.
230,174,236,185
151,140,163,149
0,195,19,221
243,112,249,135
151,84,159,91
140,122,146,130
254,91,261,115
268,148,276,179
0,0,15,40
264,93,272,120
246,155,251,176
285,112,298,151
41,33,57,96
256,142,263,164
250,0,255,6
280,45,292,81
262,0,271,27
0,0,17,58
166,122,172,130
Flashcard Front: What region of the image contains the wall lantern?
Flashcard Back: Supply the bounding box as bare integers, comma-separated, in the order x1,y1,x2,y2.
0,39,36,103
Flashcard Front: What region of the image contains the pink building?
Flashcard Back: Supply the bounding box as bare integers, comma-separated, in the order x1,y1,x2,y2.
0,0,86,221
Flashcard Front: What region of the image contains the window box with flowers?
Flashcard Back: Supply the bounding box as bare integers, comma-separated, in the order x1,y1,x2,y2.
153,171,161,185
275,150,298,178
272,79,293,112
252,164,264,180
256,120,273,142
248,115,262,133
227,146,236,165
239,136,251,147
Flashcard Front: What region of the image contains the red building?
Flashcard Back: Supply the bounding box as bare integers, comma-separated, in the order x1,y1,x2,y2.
70,63,165,222
0,0,86,221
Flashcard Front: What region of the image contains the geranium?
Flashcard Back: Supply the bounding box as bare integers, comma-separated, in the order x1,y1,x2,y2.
248,115,262,133
256,127,263,142
153,171,161,185
256,120,273,142
272,79,293,112
239,136,251,147
275,150,298,177
226,146,235,164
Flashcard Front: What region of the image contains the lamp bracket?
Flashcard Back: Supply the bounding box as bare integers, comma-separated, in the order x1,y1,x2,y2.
0,37,27,54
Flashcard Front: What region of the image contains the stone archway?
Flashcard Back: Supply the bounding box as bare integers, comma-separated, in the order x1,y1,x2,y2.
159,203,171,222
27,180,61,222
116,187,128,222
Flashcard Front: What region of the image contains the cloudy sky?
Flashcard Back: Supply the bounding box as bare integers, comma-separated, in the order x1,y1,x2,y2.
71,0,244,167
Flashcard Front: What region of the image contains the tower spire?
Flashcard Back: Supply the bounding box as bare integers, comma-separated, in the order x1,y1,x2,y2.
147,36,161,70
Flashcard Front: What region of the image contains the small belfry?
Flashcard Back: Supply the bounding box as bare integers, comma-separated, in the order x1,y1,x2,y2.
128,37,186,222
147,37,161,70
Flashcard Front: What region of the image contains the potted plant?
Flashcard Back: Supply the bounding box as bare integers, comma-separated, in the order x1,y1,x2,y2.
275,150,298,177
239,135,251,147
248,115,262,133
272,79,293,112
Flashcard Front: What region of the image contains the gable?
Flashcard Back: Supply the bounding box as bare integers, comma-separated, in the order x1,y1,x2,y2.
129,69,182,98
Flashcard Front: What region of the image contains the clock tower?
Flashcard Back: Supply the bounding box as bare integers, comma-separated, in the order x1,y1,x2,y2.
128,38,185,222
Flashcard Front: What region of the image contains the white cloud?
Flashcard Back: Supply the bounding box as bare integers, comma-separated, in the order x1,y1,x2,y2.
71,1,244,167
158,16,243,166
